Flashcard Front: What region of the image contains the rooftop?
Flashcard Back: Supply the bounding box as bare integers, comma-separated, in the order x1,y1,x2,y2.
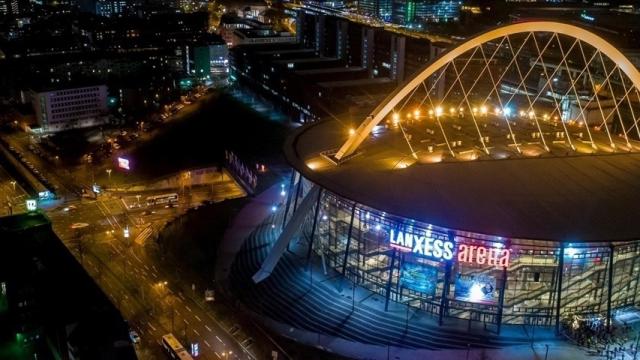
285,118,640,242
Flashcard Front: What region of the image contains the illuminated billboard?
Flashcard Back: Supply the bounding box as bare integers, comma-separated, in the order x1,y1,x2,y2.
454,274,496,304
401,262,437,295
118,157,130,170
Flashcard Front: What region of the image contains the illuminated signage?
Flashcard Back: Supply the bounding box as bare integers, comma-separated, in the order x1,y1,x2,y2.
191,343,199,357
580,12,595,21
38,191,51,200
118,157,130,170
26,199,37,211
454,274,496,304
389,229,454,260
388,229,510,267
457,244,510,268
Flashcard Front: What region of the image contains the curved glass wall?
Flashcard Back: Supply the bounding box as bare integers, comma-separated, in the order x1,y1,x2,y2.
295,180,640,331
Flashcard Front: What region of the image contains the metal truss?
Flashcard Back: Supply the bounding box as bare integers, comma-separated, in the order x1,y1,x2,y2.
335,21,640,162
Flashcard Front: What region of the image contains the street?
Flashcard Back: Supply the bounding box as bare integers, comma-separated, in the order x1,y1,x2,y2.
45,174,254,359
0,162,29,216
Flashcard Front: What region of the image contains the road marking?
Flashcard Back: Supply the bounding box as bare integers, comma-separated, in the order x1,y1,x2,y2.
215,352,221,359
195,315,202,322
205,325,212,332
148,322,157,331
132,253,143,263
216,336,224,344
204,340,211,348
186,306,192,312
184,319,190,325
193,329,200,336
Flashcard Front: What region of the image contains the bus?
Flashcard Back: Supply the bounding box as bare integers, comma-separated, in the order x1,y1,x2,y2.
146,193,179,206
161,334,194,360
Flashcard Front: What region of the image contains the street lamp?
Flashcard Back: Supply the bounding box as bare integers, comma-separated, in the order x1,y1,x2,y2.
10,181,16,192
106,169,112,189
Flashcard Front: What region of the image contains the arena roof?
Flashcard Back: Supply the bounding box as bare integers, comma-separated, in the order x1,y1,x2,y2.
285,119,640,243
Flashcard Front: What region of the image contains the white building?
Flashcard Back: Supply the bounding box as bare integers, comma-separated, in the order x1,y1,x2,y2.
30,85,109,133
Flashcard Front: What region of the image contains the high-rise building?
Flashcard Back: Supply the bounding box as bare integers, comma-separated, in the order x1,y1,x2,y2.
392,0,461,25
0,0,20,16
96,0,127,17
358,0,393,21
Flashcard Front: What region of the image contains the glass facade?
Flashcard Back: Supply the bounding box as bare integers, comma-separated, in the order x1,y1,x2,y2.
291,175,640,332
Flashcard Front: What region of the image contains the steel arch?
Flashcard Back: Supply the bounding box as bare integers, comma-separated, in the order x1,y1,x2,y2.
334,21,640,161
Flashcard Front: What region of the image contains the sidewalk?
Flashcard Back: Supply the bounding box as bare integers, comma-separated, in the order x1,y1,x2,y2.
216,180,283,285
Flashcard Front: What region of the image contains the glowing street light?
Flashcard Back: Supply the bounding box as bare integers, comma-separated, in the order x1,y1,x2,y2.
392,113,400,125
349,128,356,136
435,106,443,117
10,180,16,191
480,105,488,116
449,107,456,115
413,109,420,118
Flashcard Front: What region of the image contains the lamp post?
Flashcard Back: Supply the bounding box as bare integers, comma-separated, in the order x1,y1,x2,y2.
106,169,112,189
10,180,16,192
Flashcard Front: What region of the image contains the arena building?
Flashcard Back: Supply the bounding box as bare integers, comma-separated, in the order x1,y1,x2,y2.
252,21,640,336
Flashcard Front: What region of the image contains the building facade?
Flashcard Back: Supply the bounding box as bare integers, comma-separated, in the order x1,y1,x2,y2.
30,85,108,132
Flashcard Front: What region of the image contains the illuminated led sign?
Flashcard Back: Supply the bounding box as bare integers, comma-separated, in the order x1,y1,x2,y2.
458,244,510,268
389,229,454,260
26,199,37,211
117,157,130,170
389,229,510,267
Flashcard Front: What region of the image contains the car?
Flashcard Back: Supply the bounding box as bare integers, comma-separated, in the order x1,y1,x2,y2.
128,330,140,344
70,223,89,229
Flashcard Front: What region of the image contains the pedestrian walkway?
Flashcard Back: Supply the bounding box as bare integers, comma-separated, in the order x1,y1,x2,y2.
216,181,283,287
217,183,605,359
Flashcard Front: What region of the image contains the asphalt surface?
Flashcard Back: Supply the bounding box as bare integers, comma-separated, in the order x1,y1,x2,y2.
0,162,29,216
46,179,251,360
